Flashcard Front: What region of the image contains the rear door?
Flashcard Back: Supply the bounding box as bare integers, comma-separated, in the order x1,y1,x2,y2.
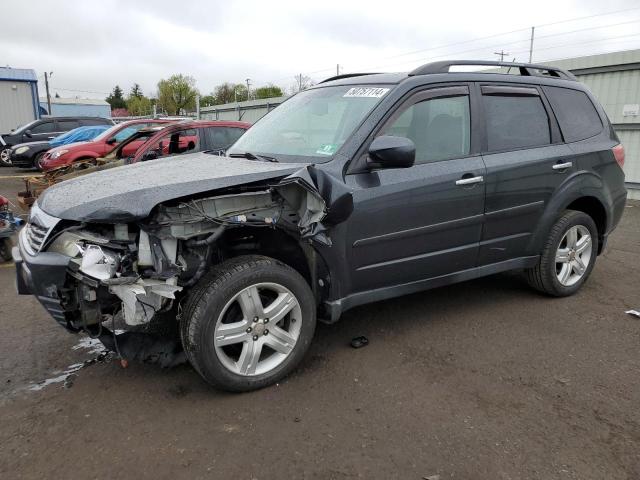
57,119,81,134
478,83,574,265
345,85,486,293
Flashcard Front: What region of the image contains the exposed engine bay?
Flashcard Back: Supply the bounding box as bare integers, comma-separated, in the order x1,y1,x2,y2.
42,172,338,332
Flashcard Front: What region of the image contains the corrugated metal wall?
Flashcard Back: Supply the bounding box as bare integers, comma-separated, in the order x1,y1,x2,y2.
552,51,640,199
200,97,287,124
0,81,36,132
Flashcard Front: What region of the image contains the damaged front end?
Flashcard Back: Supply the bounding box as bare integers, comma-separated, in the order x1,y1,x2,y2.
34,166,351,333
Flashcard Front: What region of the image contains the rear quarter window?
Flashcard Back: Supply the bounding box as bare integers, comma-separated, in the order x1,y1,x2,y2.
543,86,603,142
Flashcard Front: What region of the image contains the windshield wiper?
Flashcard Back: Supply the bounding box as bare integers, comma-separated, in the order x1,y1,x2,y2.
229,151,279,163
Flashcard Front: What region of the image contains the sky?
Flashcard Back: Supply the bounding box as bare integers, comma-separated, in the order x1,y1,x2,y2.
2,0,640,101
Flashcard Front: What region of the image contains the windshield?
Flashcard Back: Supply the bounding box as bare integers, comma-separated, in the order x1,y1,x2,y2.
94,123,123,141
228,85,390,162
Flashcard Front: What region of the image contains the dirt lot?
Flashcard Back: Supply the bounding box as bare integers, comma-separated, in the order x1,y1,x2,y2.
0,167,639,480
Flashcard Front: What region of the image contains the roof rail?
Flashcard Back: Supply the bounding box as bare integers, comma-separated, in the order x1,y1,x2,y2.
319,72,380,83
409,60,577,81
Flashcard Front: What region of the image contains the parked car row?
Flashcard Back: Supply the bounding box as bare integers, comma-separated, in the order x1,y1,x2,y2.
0,116,114,166
16,119,251,206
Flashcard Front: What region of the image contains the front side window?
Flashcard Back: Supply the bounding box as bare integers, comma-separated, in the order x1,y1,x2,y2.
483,94,551,151
228,85,390,162
543,86,602,142
31,122,54,134
383,95,471,163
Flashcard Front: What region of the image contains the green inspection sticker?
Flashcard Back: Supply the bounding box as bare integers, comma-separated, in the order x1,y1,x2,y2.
316,144,337,155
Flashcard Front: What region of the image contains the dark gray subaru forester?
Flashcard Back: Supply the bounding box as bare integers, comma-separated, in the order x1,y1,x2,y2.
14,60,627,391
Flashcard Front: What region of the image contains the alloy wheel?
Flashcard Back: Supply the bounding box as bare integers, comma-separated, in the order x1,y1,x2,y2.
214,282,302,376
0,148,12,166
555,225,593,287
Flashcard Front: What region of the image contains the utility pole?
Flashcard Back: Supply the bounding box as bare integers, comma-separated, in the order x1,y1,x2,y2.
494,50,509,62
297,73,302,92
195,94,200,120
44,71,53,116
245,78,251,101
529,26,535,63
336,64,340,75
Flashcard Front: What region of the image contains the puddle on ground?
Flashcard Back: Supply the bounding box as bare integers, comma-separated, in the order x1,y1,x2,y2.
28,331,123,392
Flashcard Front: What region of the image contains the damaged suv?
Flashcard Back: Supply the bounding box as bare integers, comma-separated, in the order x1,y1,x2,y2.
14,60,627,391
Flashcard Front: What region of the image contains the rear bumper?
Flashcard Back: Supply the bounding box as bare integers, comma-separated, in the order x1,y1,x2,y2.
13,228,73,329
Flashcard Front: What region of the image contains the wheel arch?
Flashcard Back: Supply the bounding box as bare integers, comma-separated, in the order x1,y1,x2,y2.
529,172,613,256
213,226,330,304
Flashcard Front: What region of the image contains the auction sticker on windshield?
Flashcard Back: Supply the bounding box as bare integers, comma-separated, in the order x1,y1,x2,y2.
343,87,389,98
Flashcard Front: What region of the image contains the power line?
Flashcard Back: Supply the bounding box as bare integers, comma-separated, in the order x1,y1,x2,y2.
265,7,640,84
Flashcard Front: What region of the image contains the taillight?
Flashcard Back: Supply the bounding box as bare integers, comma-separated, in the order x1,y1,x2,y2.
612,144,625,168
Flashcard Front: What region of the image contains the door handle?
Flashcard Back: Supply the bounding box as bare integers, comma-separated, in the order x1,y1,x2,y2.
552,161,573,170
456,175,484,186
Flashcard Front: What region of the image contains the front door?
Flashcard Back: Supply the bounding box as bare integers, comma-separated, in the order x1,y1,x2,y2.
345,85,486,294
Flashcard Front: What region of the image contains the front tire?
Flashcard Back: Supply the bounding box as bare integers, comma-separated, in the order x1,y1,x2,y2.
0,147,12,167
181,255,316,392
526,210,598,297
34,152,46,171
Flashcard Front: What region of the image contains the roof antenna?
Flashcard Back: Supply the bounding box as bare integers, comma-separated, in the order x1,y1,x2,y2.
506,57,517,75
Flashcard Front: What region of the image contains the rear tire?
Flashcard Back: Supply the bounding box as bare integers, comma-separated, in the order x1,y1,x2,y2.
0,238,12,262
180,255,316,392
526,210,598,297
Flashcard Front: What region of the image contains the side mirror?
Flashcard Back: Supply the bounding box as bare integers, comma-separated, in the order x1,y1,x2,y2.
24,129,32,138
106,137,117,145
367,135,415,170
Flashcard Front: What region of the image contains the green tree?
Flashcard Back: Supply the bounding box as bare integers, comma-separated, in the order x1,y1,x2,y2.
212,82,247,104
254,84,284,99
157,74,198,115
106,85,126,109
130,83,143,99
126,95,152,116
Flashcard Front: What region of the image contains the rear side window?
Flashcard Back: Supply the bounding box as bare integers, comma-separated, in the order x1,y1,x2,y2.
58,120,80,131
543,86,602,142
483,94,550,151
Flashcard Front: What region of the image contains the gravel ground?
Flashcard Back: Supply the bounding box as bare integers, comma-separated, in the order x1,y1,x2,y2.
0,167,639,479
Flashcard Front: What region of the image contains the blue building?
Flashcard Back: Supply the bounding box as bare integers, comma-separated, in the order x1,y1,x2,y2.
0,67,40,132
39,97,111,118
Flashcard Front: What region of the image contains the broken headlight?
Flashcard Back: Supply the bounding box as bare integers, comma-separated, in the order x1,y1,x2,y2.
77,244,119,281
47,230,109,257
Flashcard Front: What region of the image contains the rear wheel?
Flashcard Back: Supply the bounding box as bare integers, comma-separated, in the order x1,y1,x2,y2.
0,148,12,166
181,255,316,392
0,238,12,262
526,210,598,296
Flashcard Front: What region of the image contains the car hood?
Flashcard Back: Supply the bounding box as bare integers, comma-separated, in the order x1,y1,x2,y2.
38,152,305,222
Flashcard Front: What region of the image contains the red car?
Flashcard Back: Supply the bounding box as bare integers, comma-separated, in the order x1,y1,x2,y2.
106,120,250,163
40,119,175,171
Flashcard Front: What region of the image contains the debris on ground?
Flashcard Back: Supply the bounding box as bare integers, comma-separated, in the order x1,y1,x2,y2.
625,309,640,318
98,328,187,368
350,336,369,349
